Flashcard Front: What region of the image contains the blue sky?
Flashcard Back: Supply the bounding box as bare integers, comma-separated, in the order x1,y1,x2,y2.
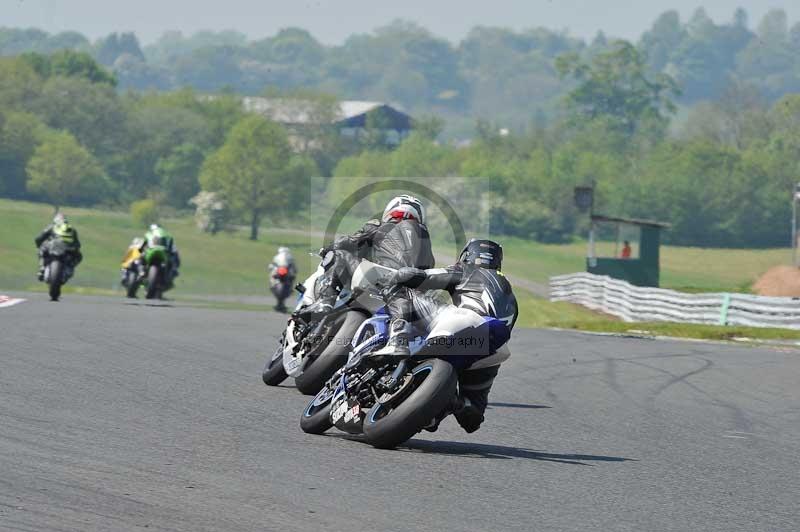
2,0,797,44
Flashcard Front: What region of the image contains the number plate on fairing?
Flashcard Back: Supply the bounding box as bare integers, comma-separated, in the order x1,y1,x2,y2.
282,320,305,377
284,356,301,374
331,397,364,434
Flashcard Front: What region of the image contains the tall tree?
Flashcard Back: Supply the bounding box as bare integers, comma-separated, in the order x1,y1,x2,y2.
555,41,679,138
0,111,48,198
199,116,293,240
95,32,145,66
0,57,42,110
36,76,128,162
20,50,117,86
155,143,206,207
639,10,685,71
26,131,109,207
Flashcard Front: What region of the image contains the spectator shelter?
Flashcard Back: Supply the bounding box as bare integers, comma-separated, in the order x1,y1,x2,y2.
586,214,670,287
241,97,413,147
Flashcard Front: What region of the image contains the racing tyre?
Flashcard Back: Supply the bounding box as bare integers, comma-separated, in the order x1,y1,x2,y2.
294,310,367,396
145,265,160,300
262,342,288,386
125,271,139,298
300,386,334,434
48,260,63,301
363,358,457,449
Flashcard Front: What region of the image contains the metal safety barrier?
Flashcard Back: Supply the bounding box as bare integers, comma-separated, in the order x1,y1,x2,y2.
549,273,800,330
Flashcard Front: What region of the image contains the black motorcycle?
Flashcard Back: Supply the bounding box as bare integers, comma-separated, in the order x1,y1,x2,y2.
41,240,77,301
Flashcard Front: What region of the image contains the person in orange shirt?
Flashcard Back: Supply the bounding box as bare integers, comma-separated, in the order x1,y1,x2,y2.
621,240,632,259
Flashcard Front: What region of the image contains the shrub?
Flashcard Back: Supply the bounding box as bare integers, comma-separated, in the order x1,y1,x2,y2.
189,190,227,234
130,198,159,227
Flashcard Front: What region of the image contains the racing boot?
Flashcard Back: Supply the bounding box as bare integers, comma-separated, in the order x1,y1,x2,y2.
294,285,337,321
453,397,484,434
369,319,411,364
423,394,464,433
453,365,500,433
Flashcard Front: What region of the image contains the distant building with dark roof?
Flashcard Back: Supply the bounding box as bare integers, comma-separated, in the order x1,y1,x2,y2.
241,97,413,147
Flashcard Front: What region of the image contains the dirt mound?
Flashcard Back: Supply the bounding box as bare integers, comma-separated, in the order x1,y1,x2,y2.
752,265,800,297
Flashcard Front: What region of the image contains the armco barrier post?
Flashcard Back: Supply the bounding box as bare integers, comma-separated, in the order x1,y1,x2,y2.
718,294,731,326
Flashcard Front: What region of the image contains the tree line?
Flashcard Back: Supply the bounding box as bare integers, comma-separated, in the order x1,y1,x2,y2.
2,10,800,248
329,41,800,249
2,8,799,138
0,50,391,239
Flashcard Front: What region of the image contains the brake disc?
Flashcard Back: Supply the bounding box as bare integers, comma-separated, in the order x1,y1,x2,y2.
376,372,415,406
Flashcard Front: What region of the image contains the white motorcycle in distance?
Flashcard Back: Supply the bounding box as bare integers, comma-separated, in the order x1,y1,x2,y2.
261,252,371,396
268,247,296,312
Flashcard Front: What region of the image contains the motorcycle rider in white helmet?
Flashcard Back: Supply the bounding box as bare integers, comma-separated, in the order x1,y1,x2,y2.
300,195,435,355
268,246,298,311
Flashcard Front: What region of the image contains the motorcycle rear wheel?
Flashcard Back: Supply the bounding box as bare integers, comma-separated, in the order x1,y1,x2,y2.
125,271,139,298
362,358,457,449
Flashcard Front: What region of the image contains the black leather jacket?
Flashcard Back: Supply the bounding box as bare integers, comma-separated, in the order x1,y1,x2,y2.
332,219,435,270
402,263,518,330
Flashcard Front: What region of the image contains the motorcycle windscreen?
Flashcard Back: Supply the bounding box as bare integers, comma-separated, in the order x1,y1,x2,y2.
350,260,396,313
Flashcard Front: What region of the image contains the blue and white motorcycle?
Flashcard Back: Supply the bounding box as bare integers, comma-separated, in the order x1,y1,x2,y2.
300,260,511,449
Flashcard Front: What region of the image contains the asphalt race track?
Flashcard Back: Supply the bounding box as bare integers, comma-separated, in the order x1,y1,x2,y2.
1,294,799,532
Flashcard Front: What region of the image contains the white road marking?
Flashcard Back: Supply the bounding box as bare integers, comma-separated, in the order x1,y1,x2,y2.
0,296,26,309
721,431,764,439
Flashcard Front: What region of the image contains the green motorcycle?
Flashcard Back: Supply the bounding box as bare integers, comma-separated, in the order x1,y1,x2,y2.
142,246,171,300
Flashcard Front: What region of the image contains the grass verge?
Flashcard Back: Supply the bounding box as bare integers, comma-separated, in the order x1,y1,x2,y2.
0,198,320,295
4,199,799,342
497,235,792,294
515,291,800,342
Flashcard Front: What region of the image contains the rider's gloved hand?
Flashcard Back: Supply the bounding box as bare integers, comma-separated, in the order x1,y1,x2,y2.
390,267,426,288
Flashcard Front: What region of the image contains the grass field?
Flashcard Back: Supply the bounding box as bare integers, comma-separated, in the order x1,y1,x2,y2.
498,236,791,293
0,199,321,296
2,199,796,339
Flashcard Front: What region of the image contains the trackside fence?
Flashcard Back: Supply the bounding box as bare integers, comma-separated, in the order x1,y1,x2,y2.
549,273,800,330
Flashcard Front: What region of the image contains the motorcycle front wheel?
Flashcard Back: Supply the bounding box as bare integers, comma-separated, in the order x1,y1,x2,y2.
125,270,139,298
300,385,334,435
145,265,160,299
48,260,63,301
262,340,288,386
362,358,457,449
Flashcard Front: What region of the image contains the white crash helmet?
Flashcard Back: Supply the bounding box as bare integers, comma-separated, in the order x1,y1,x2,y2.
381,195,425,225
277,246,291,254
